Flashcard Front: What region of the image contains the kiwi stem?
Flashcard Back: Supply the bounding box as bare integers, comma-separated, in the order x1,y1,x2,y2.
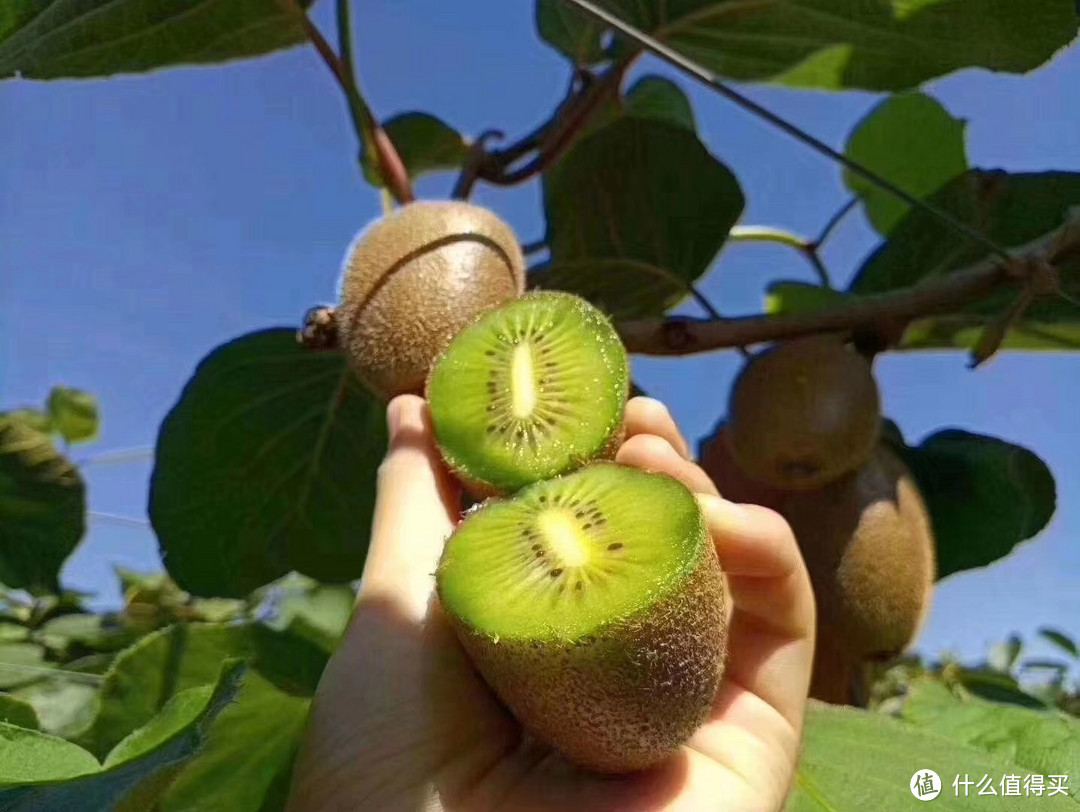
728,225,833,288
814,197,859,250
278,0,414,205
618,212,1080,356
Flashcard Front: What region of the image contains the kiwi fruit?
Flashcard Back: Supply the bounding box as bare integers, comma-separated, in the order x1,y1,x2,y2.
426,291,629,495
780,445,936,663
698,422,786,512
725,335,881,490
336,200,525,398
437,462,726,773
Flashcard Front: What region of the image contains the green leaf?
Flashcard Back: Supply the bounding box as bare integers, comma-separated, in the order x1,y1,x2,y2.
5,411,53,438
898,430,1056,580
11,678,99,739
0,417,86,593
78,624,249,759
103,685,215,769
0,695,39,730
587,75,698,139
257,575,354,653
845,93,969,235
956,668,1049,710
618,75,696,131
788,701,1077,810
536,117,743,318
0,661,244,811
45,387,99,446
150,329,387,598
535,0,606,64
1039,628,1079,659
361,113,470,188
158,672,309,812
903,679,1080,800
555,1,1079,92
34,614,133,656
850,171,1080,352
987,635,1024,674
0,722,99,785
0,0,314,80
0,643,51,691
79,621,326,760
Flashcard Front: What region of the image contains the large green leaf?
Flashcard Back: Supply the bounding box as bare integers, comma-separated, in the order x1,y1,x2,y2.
159,672,309,812
361,113,470,188
788,702,1077,810
903,680,1080,800
535,0,1078,91
0,661,244,811
897,430,1056,580
0,417,85,593
587,75,697,136
0,0,314,80
150,329,386,598
536,117,743,318
79,624,249,759
536,0,606,64
845,93,969,236
78,621,325,760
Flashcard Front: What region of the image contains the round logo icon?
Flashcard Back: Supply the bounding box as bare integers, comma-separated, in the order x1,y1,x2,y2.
910,769,942,801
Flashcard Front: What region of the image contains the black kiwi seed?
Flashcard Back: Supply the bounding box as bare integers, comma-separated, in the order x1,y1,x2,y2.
608,542,623,551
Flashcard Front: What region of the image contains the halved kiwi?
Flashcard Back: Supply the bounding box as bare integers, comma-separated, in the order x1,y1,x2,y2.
437,462,727,773
426,291,628,495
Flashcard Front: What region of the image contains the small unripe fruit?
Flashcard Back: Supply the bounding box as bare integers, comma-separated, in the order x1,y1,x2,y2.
336,200,525,398
725,335,881,490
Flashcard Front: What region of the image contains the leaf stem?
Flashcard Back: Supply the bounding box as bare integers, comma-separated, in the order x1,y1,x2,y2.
728,225,807,250
728,225,832,287
814,197,858,249
279,0,413,203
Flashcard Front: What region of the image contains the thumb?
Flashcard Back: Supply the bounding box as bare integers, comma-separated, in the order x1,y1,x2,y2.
356,394,460,619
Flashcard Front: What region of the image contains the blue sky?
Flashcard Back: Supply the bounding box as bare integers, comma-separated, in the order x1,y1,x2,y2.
1,3,1077,667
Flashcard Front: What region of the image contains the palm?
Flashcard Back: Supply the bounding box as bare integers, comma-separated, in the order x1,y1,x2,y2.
288,396,813,812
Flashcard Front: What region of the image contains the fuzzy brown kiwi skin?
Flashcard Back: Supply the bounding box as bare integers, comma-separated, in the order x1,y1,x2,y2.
336,200,525,399
424,291,631,497
699,422,786,512
780,445,936,664
439,484,726,773
726,335,881,491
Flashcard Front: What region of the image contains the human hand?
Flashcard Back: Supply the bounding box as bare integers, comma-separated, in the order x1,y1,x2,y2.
287,395,815,812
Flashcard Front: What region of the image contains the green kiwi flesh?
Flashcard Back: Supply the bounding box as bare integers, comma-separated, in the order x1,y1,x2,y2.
427,291,628,494
437,462,727,773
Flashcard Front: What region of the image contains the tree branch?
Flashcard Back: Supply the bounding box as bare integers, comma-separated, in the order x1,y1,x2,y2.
618,216,1079,356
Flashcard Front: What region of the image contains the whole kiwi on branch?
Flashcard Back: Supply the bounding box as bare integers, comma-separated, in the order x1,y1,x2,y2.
705,334,936,704
334,200,526,399
724,334,881,491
